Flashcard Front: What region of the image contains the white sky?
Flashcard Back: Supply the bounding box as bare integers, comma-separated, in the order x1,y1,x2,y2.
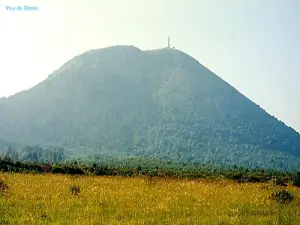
0,0,300,132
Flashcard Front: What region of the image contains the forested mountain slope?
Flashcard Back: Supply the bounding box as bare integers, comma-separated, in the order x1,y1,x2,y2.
0,45,299,170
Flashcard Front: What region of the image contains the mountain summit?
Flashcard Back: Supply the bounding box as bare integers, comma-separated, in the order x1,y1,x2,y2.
1,45,300,170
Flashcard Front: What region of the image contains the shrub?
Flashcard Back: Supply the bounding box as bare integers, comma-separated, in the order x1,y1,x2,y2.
41,164,52,173
70,185,81,196
292,172,300,187
271,190,294,204
230,173,243,181
271,177,288,187
0,179,8,192
51,166,66,174
65,166,84,175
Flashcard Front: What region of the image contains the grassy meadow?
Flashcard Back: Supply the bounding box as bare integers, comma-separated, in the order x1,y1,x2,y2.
0,173,300,225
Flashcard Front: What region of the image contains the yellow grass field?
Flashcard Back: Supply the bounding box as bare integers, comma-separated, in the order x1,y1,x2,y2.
0,173,300,225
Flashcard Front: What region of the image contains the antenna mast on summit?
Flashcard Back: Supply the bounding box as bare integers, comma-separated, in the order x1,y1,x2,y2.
168,36,170,48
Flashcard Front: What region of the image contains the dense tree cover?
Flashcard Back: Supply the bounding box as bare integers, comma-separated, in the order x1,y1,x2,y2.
0,141,66,163
0,45,300,170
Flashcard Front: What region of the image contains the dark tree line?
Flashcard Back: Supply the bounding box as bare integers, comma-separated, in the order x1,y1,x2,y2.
1,154,300,188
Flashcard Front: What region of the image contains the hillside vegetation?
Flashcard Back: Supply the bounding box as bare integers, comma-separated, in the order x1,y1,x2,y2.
0,46,300,170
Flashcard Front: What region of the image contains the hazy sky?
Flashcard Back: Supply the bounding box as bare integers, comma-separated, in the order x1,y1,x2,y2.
0,0,300,132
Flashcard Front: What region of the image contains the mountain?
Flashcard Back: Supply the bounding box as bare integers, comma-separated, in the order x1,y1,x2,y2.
0,45,300,170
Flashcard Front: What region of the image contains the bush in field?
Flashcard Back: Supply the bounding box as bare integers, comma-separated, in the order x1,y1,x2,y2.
271,190,294,204
0,179,8,192
70,185,81,196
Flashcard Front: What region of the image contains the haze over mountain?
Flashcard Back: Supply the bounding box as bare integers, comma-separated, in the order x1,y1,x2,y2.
0,45,300,170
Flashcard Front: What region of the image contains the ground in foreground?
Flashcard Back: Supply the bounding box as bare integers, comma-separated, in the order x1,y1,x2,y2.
0,173,300,224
